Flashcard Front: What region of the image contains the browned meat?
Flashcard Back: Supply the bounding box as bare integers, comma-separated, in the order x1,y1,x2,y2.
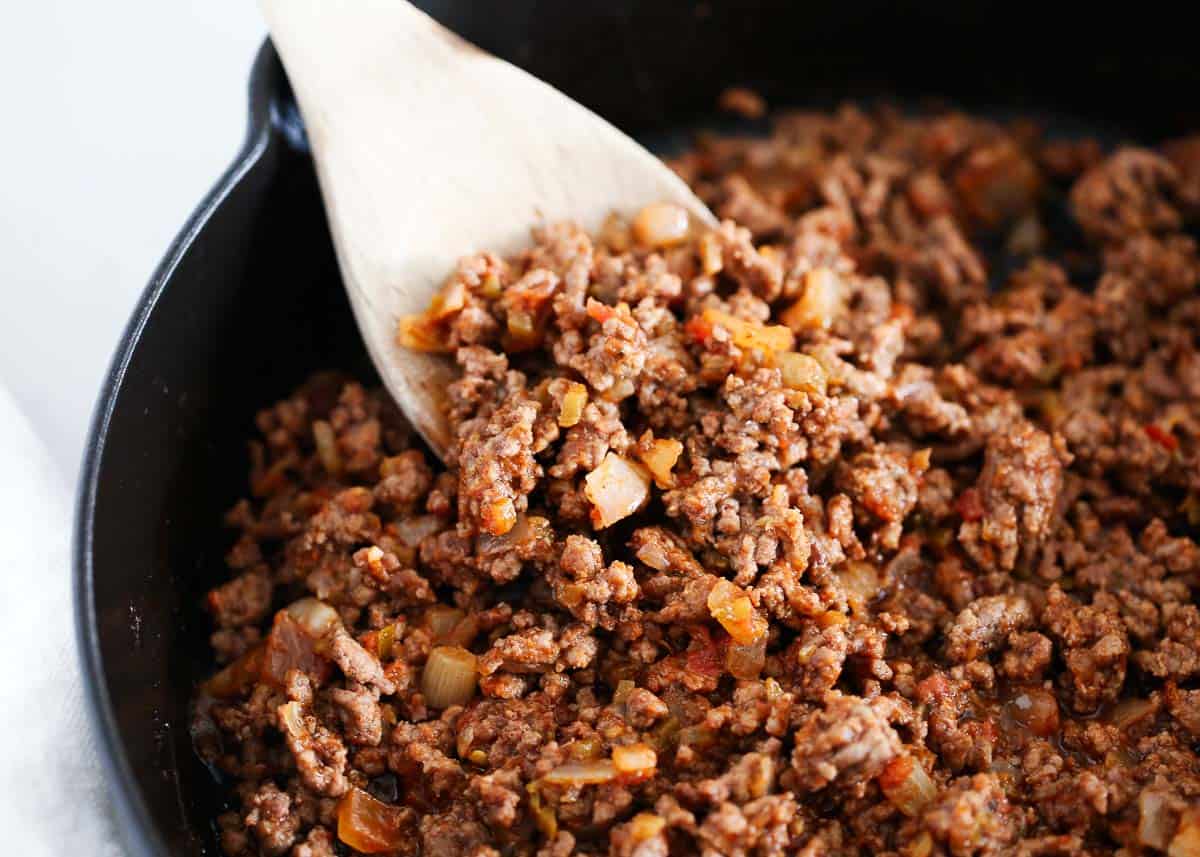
244,783,299,856
1071,148,1183,243
958,421,1067,572
1043,586,1130,712
208,569,272,628
945,594,1034,663
195,102,1200,857
918,774,1019,856
790,695,902,795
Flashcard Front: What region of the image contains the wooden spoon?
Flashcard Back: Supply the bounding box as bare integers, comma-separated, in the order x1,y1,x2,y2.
259,0,714,459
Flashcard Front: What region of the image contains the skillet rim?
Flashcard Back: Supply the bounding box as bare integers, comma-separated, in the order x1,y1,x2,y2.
72,39,283,857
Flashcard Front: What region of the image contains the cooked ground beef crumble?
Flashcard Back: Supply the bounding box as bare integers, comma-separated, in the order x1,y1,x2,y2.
194,103,1200,856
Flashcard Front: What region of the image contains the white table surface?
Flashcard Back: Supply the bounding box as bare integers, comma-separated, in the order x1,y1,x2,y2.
0,5,263,850
0,0,264,483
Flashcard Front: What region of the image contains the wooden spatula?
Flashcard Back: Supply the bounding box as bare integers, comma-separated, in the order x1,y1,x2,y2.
259,0,714,459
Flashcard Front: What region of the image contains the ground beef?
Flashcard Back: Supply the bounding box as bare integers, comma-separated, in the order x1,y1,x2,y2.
207,568,272,629
327,683,382,747
959,421,1067,572
789,695,902,795
1001,630,1054,681
196,102,1200,856
243,783,299,857
835,445,926,550
945,594,1034,663
1070,148,1183,243
917,773,1019,856
1043,585,1131,713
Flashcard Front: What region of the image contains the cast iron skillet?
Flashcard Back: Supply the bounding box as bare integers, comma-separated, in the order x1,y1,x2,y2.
75,3,1200,854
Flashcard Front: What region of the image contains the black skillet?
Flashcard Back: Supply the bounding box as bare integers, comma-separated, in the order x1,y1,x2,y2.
74,2,1200,854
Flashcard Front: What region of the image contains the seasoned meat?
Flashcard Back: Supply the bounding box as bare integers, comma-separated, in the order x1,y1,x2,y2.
945,594,1034,663
195,103,1200,857
790,695,902,795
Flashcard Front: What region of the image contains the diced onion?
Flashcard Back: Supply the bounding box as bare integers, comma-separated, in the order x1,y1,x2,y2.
479,271,503,299
421,645,478,708
584,453,651,529
558,382,589,427
1109,697,1157,732
726,635,767,680
777,352,828,396
566,737,605,761
781,268,843,332
478,512,552,556
542,760,617,786
1140,787,1176,851
438,614,479,648
838,561,880,614
278,700,305,739
677,725,717,749
397,314,451,352
878,755,936,817
613,679,636,707
817,610,849,629
312,420,342,475
426,606,466,640
707,579,768,645
203,644,265,699
506,308,539,350
903,831,934,857
428,281,466,319
630,813,666,842
763,678,784,701
1170,809,1200,857
285,598,343,639
394,514,443,548
612,743,657,780
262,612,331,687
638,437,683,489
633,203,690,248
702,308,795,354
337,786,414,854
699,233,723,276
480,497,517,536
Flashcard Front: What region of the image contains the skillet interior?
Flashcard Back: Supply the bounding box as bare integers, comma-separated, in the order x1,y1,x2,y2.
77,3,1200,854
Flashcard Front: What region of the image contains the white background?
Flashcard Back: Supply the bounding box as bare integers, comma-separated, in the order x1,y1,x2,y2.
0,1,265,485
0,7,264,849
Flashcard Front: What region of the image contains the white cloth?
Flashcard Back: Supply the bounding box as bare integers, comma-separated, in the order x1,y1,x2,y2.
0,385,124,855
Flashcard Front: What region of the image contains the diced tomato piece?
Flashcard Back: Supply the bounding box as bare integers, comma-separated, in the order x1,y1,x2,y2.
955,488,985,523
707,579,767,645
1144,423,1178,451
684,315,714,344
685,628,725,677
914,672,952,704
877,755,914,791
586,300,617,324
889,302,915,326
360,629,381,657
